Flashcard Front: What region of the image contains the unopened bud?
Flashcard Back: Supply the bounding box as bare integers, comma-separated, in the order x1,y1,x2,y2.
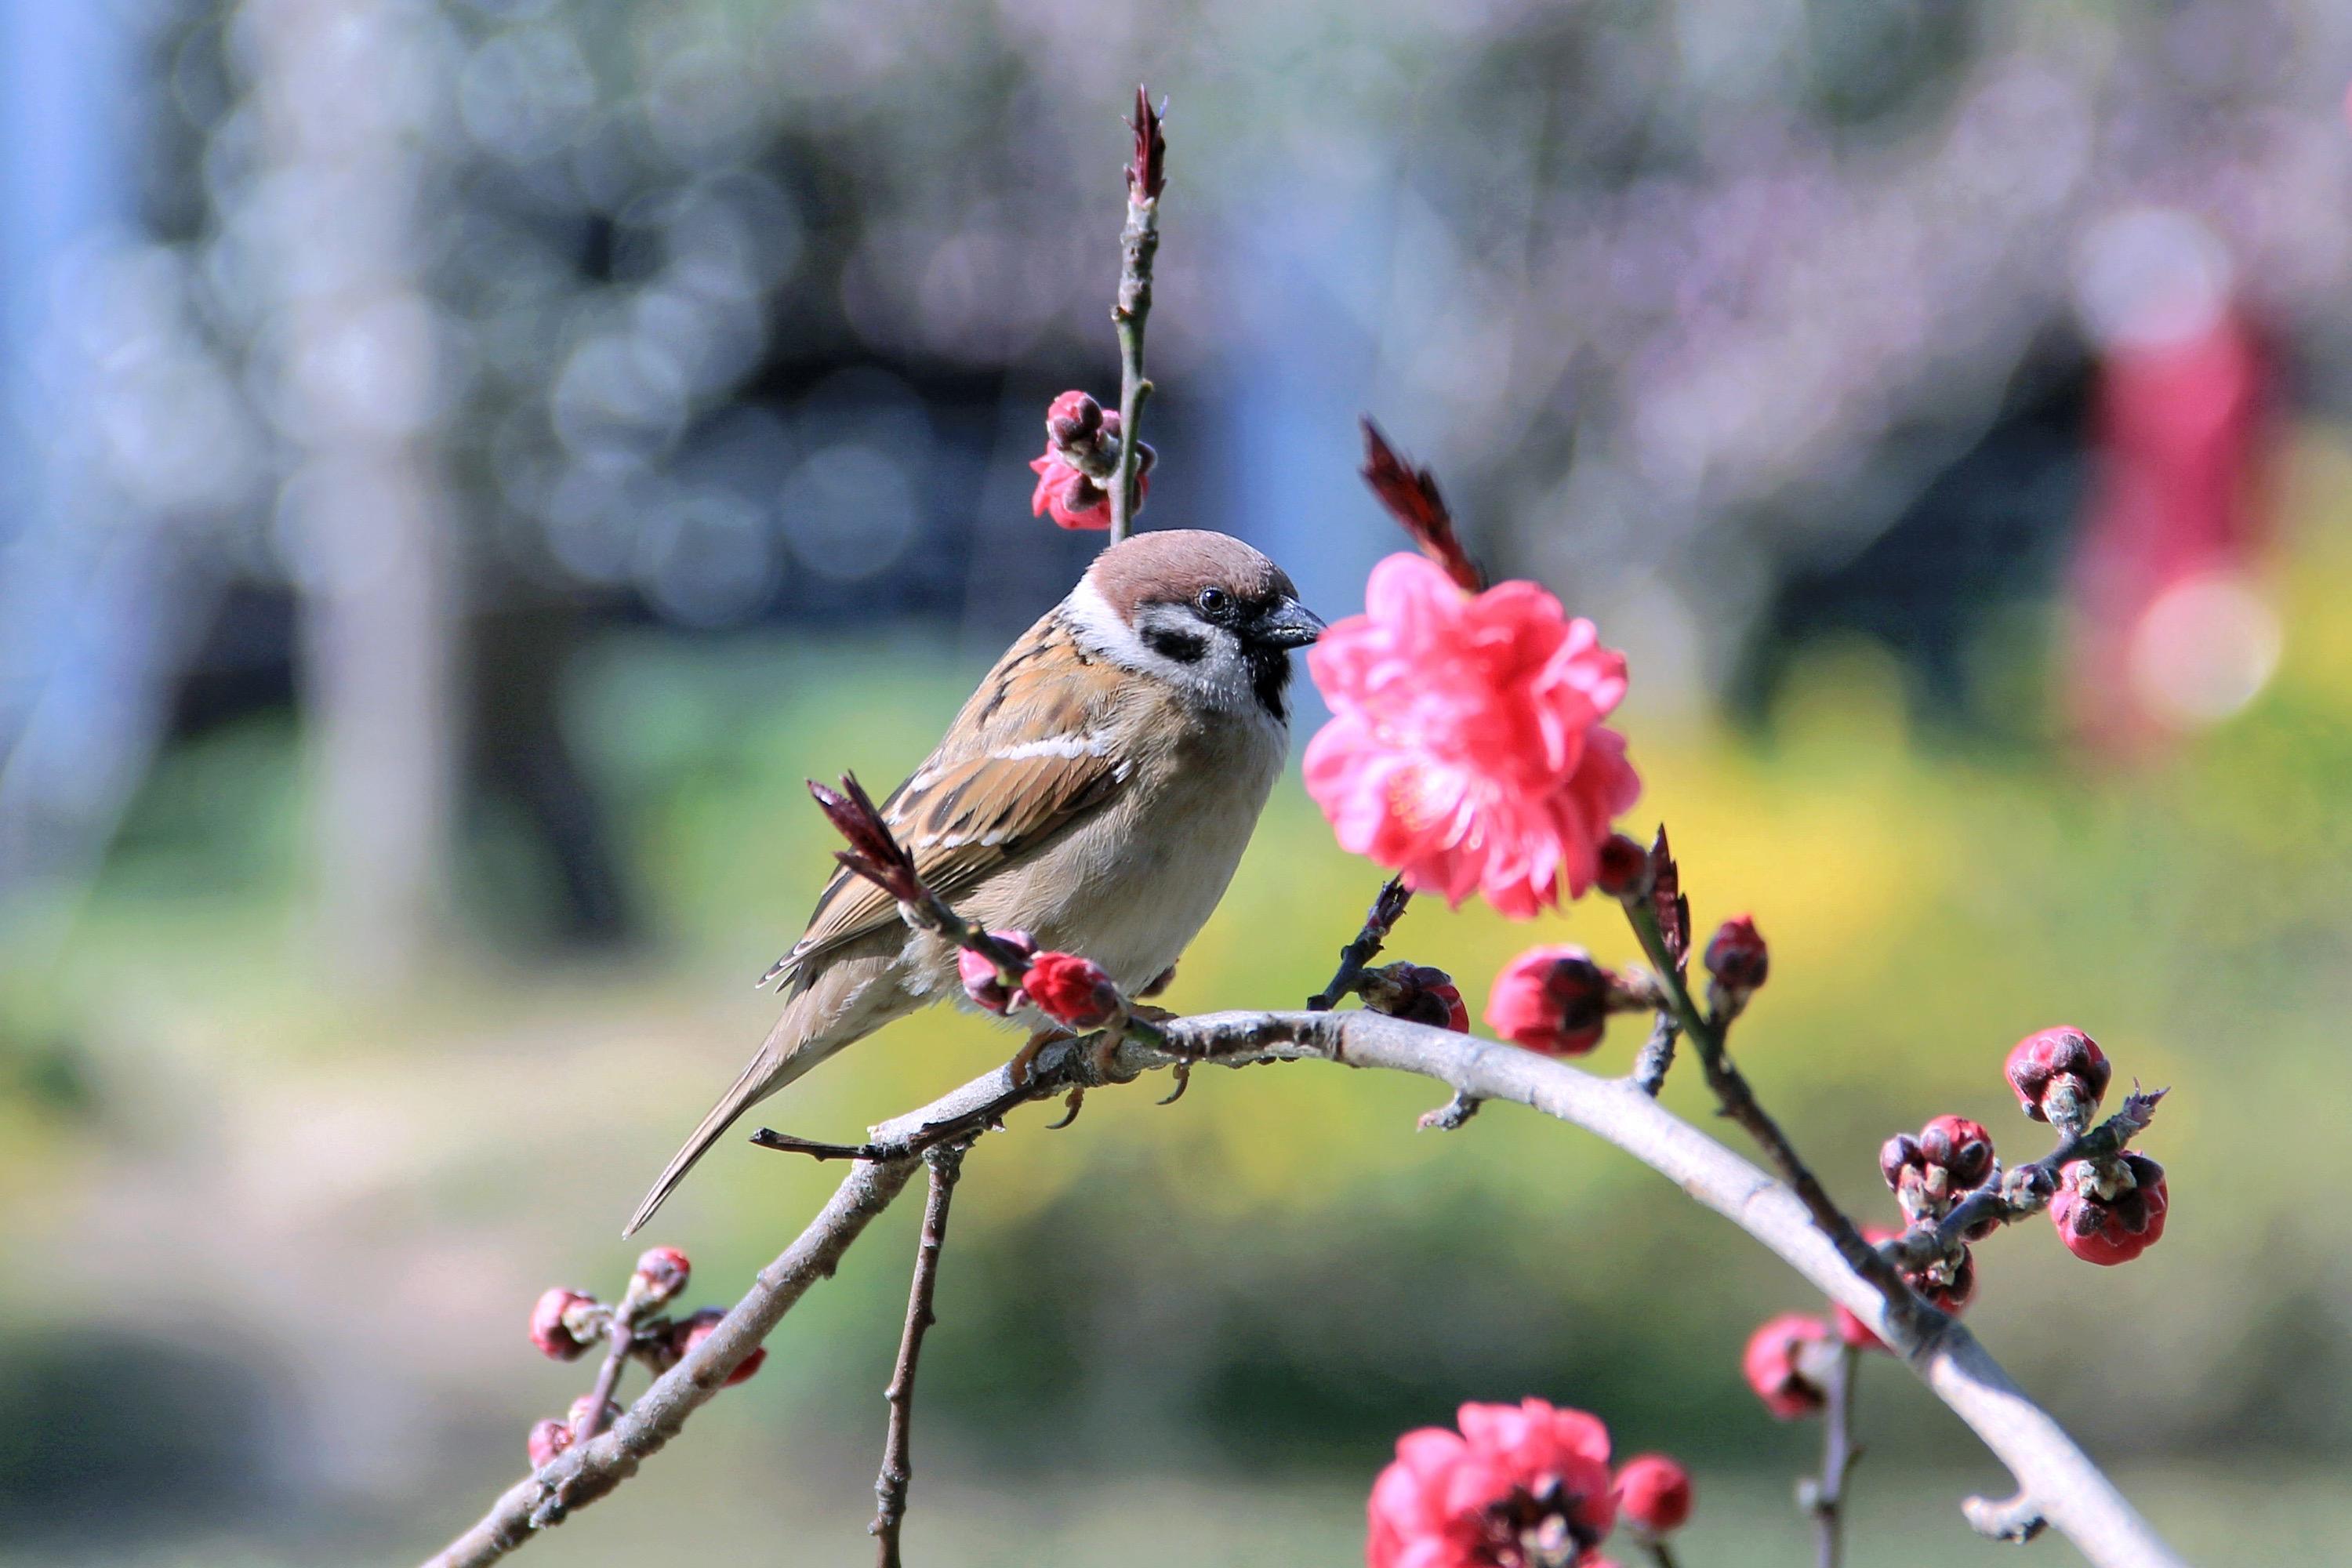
1358,962,1468,1033
1045,390,1103,448
1595,833,1651,898
1702,915,1769,1018
628,1246,690,1310
673,1307,768,1386
2005,1027,2111,1131
529,1288,605,1361
527,1417,573,1469
958,930,1038,1015
1020,950,1123,1031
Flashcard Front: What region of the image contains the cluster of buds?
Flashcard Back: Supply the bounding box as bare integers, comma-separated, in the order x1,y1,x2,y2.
1484,946,1657,1057
957,931,1126,1031
1029,390,1155,531
1879,1115,1998,1231
1357,961,1468,1032
1701,914,1769,1022
2052,1152,2169,1265
522,1247,765,1469
2004,1026,2112,1136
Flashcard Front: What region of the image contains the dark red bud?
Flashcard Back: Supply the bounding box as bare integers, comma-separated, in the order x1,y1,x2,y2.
1595,833,1651,898
1359,962,1469,1033
2004,1027,2112,1124
1703,915,1769,993
674,1307,767,1385
1878,1134,1921,1192
1045,390,1102,447
1917,1115,1995,1189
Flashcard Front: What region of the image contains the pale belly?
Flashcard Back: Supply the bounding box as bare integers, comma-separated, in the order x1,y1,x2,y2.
953,714,1286,996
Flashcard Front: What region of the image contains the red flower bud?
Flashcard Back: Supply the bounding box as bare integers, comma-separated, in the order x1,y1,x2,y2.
1029,395,1153,531
1044,390,1102,447
674,1307,767,1385
1917,1115,1995,1190
527,1417,573,1469
1703,915,1769,994
2050,1153,2169,1265
1882,1116,1996,1222
1486,945,1615,1056
529,1288,601,1361
1595,832,1651,898
1614,1453,1693,1535
1358,962,1468,1033
957,930,1038,1014
2004,1027,2111,1130
1877,1134,1921,1192
1744,1313,1834,1419
1018,950,1123,1030
630,1247,690,1308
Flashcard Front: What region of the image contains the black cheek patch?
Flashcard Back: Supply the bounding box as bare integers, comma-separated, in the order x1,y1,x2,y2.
1143,624,1209,664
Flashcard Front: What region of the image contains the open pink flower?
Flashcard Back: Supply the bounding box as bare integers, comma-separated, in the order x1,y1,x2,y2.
1307,555,1640,919
1367,1399,1617,1568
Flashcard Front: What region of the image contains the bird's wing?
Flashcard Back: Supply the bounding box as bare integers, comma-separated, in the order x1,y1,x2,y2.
760,605,1138,990
761,743,1131,989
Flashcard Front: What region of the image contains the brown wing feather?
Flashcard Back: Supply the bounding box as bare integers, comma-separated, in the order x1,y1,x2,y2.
760,609,1126,989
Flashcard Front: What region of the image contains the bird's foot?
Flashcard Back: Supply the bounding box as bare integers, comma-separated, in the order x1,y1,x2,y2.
1006,1027,1073,1094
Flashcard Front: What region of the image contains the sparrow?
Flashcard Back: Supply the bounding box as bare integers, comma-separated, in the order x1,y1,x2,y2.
626,529,1323,1234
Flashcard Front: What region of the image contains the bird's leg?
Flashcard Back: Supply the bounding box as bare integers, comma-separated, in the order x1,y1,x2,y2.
1005,1027,1072,1093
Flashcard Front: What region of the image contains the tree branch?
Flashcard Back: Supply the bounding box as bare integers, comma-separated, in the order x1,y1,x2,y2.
1622,895,1929,1338
421,1010,2186,1568
1105,85,1163,545
1307,874,1413,1011
1801,1343,1860,1568
870,1144,965,1568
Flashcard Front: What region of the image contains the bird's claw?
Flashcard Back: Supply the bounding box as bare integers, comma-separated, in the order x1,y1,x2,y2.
1156,1061,1192,1106
1043,1087,1086,1130
1006,1028,1072,1093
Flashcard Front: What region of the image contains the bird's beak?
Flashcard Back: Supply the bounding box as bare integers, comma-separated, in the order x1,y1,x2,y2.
1254,597,1325,649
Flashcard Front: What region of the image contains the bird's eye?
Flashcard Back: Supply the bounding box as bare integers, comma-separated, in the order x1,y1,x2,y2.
1195,586,1232,619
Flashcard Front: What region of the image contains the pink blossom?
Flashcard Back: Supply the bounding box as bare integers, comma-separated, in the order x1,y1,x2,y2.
1484,946,1616,1057
1307,554,1639,919
1367,1399,1617,1568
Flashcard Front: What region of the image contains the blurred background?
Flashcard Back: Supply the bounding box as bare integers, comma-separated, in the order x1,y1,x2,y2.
4,0,2351,1563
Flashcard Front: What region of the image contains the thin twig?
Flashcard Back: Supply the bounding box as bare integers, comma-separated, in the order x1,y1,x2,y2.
1106,85,1163,545
1805,1342,1860,1568
1622,895,1928,1337
420,1011,2187,1568
569,1323,634,1443
1629,1011,1680,1098
1307,875,1413,1010
870,1144,966,1568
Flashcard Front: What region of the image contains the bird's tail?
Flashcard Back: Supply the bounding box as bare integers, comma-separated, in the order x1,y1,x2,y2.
624,993,856,1236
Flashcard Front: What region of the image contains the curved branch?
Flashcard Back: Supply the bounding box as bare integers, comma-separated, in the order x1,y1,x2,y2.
421,1010,2186,1568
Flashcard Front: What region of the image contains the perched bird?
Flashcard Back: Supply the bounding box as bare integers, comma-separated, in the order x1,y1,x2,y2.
626,529,1322,1234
